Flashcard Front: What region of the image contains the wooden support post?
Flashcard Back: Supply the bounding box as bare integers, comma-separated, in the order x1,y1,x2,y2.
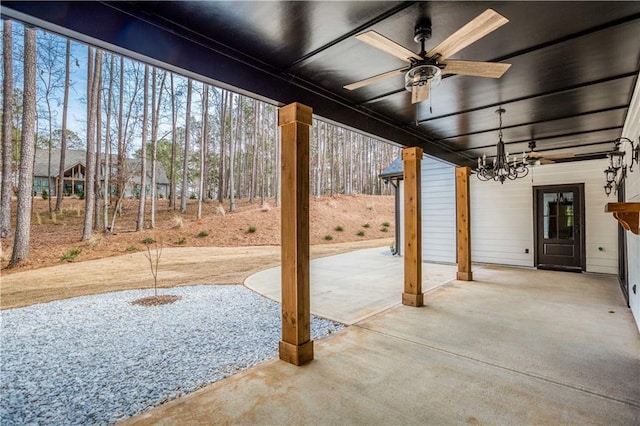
402,147,423,307
278,102,313,366
456,166,473,281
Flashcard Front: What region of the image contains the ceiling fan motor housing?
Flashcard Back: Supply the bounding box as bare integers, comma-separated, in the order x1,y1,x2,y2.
405,64,441,91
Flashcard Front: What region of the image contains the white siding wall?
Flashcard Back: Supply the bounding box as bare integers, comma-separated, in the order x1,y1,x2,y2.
622,75,640,332
422,157,456,263
469,159,618,274
398,155,456,263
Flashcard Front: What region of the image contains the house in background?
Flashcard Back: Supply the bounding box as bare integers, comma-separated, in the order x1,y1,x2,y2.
33,148,170,199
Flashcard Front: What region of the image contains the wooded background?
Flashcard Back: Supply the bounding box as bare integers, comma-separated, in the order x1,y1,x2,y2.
0,21,400,266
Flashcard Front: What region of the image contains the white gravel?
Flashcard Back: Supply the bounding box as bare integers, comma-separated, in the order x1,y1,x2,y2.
0,285,344,425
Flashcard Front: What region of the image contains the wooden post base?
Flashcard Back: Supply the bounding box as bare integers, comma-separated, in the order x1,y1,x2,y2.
457,271,473,281
402,292,424,307
279,340,314,366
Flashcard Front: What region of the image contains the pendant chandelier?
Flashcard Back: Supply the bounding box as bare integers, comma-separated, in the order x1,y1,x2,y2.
603,136,639,196
476,108,528,184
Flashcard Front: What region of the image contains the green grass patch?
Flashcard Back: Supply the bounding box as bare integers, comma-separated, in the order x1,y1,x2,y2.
60,247,82,262
382,221,390,228
141,237,156,245
324,234,333,241
126,244,139,252
363,223,370,228
334,225,344,232
176,237,187,245
197,230,209,238
357,230,365,237
247,226,257,233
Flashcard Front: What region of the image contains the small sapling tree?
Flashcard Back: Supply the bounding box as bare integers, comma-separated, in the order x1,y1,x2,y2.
144,238,163,297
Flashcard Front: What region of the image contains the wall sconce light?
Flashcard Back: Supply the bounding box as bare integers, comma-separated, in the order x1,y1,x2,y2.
603,137,639,197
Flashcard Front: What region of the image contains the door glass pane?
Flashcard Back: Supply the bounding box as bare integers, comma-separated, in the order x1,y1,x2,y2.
543,193,556,239
557,192,573,240
543,192,574,240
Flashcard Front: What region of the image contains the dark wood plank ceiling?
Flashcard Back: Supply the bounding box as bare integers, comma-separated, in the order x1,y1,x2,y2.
2,1,639,167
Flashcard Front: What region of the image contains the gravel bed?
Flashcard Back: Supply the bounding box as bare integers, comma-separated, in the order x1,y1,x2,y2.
0,285,344,425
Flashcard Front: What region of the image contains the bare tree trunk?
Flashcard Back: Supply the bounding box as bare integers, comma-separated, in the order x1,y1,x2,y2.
116,56,125,206
217,90,227,203
229,93,236,212
197,83,208,220
250,100,259,203
236,96,244,199
82,49,102,241
150,68,166,228
136,64,149,231
55,39,70,212
104,55,114,231
180,78,192,213
94,56,103,230
274,110,281,207
169,73,177,209
1,20,14,238
9,26,37,266
259,103,266,205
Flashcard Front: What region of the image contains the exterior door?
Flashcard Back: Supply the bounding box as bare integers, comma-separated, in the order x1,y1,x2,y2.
534,184,585,272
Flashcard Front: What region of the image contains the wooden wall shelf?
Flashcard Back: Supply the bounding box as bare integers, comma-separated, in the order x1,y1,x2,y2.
605,202,640,235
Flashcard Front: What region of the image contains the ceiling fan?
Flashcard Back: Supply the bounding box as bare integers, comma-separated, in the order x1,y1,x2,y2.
527,141,575,165
344,9,512,104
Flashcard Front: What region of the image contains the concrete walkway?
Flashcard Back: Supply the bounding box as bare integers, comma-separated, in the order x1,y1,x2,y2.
124,248,640,425
246,247,458,325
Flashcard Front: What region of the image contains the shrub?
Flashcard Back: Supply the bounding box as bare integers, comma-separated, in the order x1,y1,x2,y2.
142,237,156,245
171,215,184,229
334,225,344,232
247,226,257,233
176,237,187,245
380,227,388,232
126,244,139,252
189,193,197,199
363,223,370,228
61,247,82,262
382,221,390,228
77,190,85,200
41,189,48,200
324,234,333,241
197,230,209,238
357,230,365,237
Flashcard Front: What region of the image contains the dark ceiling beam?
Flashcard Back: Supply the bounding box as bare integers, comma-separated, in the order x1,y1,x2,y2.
487,12,640,65
462,137,621,159
454,125,624,153
418,72,637,127
285,1,416,70
0,0,466,164
439,105,628,141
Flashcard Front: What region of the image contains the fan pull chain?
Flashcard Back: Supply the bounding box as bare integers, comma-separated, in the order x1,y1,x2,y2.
429,82,433,114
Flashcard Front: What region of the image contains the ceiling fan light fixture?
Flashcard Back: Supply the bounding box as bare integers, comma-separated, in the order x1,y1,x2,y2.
404,64,441,91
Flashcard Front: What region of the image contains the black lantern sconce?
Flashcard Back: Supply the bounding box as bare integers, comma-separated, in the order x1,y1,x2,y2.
603,136,639,197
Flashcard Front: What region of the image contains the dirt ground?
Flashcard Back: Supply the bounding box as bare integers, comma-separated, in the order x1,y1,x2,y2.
0,195,395,310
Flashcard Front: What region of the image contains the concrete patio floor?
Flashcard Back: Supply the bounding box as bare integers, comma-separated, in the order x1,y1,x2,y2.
124,247,640,425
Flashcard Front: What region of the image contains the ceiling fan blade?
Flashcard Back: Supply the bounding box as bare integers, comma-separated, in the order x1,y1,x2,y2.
343,67,407,91
543,152,575,159
356,31,422,62
426,9,508,60
411,76,430,104
442,60,511,78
